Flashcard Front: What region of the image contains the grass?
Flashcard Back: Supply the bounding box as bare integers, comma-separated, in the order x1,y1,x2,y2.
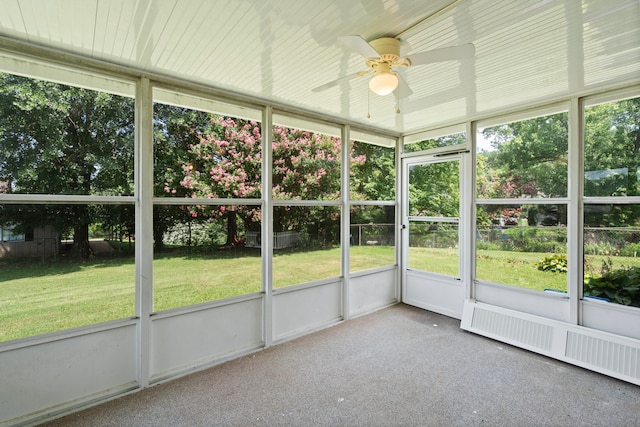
0,245,395,341
0,258,135,341
3,244,638,342
476,249,567,291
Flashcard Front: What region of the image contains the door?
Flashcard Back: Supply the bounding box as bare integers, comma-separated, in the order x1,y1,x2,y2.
402,155,465,318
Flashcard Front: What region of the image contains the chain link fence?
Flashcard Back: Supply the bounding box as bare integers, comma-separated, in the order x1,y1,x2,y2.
350,224,395,246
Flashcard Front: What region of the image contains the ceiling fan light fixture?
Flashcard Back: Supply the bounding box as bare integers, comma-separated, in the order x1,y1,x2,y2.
369,72,398,96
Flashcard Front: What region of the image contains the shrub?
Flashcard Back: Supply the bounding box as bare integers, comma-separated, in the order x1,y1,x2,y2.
536,254,568,273
619,242,640,257
584,266,640,308
501,227,567,253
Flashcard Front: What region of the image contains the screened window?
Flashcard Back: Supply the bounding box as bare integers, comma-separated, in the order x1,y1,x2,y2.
476,204,567,292
272,205,341,288
350,205,395,273
0,204,135,342
350,140,395,201
475,110,569,292
477,112,568,199
583,96,640,309
0,70,135,343
407,158,460,277
271,118,341,201
152,91,262,311
271,116,342,288
584,97,640,198
404,130,466,153
349,137,395,273
153,204,261,311
0,73,134,196
153,104,261,199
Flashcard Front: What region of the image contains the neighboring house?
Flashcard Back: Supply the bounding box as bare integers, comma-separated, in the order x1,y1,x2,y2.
0,225,59,259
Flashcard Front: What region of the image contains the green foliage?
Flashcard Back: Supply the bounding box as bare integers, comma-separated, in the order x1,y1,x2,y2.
536,254,568,273
619,242,640,257
585,265,640,307
408,161,459,217
478,112,569,199
584,98,640,198
404,132,466,153
475,249,568,291
350,141,395,201
501,226,566,253
0,73,135,257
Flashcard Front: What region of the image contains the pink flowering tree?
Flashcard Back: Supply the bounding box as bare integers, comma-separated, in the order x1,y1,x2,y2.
171,116,366,246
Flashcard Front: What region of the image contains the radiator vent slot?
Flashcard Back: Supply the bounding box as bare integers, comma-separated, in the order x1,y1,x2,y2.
566,332,640,380
472,308,553,352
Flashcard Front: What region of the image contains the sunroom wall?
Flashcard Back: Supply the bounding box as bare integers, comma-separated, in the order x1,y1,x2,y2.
0,45,639,427
0,50,399,426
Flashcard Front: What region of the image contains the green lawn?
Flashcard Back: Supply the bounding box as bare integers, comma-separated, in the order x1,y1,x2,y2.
0,258,136,342
3,244,637,342
476,249,567,292
408,247,569,291
0,246,395,341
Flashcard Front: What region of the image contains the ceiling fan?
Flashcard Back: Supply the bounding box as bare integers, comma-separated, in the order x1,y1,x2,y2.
312,35,475,99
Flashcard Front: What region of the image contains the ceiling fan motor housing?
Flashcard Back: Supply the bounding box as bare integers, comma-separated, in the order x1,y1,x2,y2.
369,37,401,60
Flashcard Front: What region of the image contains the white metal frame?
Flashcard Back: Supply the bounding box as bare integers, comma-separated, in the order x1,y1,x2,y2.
400,144,467,317
1,34,640,427
472,102,572,321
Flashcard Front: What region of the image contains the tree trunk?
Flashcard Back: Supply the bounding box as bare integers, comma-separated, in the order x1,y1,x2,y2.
73,221,92,259
153,225,166,251
226,210,238,246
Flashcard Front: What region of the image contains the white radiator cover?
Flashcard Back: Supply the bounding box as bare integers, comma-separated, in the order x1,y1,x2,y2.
461,301,640,386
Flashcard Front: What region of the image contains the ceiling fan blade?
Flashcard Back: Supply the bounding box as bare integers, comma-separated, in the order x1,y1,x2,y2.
394,73,413,99
338,35,381,59
311,71,363,93
406,43,475,66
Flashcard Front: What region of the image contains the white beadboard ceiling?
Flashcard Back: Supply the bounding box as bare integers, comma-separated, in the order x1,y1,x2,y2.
0,0,638,136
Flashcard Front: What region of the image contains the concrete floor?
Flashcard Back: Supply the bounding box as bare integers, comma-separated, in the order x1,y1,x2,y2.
42,304,640,426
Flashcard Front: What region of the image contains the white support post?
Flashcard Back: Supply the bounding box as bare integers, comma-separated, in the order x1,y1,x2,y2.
341,125,351,320
396,136,404,303
262,105,273,347
568,97,582,325
135,77,154,388
465,121,476,301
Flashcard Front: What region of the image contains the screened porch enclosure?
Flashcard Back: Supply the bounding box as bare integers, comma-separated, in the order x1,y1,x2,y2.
1,0,640,426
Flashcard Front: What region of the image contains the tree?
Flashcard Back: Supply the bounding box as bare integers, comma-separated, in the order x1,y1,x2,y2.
177,116,262,246
407,161,460,217
583,98,640,227
0,73,134,257
170,116,366,245
479,112,569,199
350,142,394,198
152,104,214,250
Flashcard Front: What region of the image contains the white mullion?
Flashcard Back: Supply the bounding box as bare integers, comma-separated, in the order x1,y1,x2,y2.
475,198,571,205
135,77,153,388
349,200,395,206
398,136,407,303
0,194,135,204
341,125,351,320
271,199,342,207
583,196,640,205
262,106,273,348
465,120,476,301
152,197,262,206
568,96,583,325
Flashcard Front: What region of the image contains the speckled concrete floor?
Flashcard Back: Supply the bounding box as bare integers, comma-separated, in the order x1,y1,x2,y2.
41,304,640,426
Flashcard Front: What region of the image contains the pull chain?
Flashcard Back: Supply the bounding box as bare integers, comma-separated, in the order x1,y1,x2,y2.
396,89,400,114
367,88,371,119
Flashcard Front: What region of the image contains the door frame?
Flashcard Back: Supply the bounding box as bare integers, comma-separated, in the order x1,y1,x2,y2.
400,151,472,318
